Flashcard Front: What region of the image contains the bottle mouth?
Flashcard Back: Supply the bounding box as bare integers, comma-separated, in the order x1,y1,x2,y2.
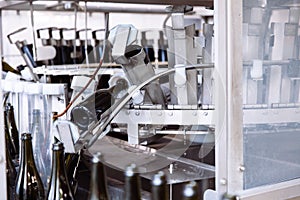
21,133,32,140
52,142,64,151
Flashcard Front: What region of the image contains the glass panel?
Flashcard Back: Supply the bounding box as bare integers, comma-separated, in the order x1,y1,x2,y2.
243,0,300,189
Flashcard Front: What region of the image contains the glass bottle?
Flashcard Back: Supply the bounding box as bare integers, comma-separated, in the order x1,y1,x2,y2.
6,103,19,159
182,181,199,200
43,111,59,189
151,171,168,200
4,110,18,160
124,163,141,200
6,144,17,200
46,142,75,200
88,152,109,200
30,109,47,187
15,133,45,200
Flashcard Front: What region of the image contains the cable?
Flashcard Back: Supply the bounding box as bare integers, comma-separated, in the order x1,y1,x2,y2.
54,13,110,118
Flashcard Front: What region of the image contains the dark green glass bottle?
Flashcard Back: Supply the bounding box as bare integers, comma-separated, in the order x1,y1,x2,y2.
6,144,17,200
88,152,109,200
15,133,45,200
182,181,199,200
151,171,168,200
46,142,75,200
5,103,19,159
4,110,18,160
124,164,141,200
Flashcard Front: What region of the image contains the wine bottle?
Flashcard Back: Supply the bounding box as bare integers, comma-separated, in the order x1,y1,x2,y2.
88,152,109,200
6,103,20,159
15,133,45,200
46,142,75,200
30,109,47,187
151,171,168,200
4,110,18,160
124,163,141,200
6,143,17,200
182,181,199,200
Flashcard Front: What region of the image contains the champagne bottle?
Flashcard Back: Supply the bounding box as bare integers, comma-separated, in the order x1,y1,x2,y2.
124,163,141,200
151,171,168,200
15,133,45,200
4,110,18,160
46,142,75,200
6,103,20,159
88,152,109,200
30,109,47,187
182,181,199,200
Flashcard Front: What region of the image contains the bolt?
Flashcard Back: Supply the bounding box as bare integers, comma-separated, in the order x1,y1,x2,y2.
239,165,245,172
135,111,140,116
220,178,227,185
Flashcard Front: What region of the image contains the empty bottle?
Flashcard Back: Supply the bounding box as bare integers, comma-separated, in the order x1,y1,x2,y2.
30,109,47,187
6,144,17,200
6,103,19,159
182,181,199,200
46,142,75,200
124,163,141,200
151,171,168,200
15,133,45,200
88,152,109,200
4,110,18,160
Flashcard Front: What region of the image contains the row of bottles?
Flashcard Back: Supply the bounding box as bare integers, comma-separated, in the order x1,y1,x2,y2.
3,103,200,200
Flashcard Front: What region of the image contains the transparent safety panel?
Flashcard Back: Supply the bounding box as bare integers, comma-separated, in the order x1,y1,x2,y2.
243,0,300,189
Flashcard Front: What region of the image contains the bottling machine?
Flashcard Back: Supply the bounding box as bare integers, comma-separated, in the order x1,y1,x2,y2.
1,0,300,199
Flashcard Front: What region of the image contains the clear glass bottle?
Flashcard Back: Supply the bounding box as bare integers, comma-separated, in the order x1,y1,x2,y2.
46,142,75,200
15,133,45,200
30,109,47,187
151,171,168,200
88,152,109,200
124,163,141,200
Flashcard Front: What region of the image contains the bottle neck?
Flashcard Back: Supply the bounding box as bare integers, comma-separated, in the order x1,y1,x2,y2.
20,138,36,167
32,113,42,126
90,161,108,199
125,174,141,199
50,149,66,179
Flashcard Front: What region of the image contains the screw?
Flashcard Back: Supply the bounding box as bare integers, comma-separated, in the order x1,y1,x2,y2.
193,112,197,116
203,112,208,116
168,112,173,116
135,111,140,116
158,111,162,116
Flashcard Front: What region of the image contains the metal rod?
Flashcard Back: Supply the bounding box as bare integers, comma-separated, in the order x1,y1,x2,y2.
84,1,89,65
73,5,78,63
29,0,37,60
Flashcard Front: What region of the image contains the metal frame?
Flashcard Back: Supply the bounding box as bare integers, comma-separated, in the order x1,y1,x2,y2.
0,8,8,200
212,0,300,199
